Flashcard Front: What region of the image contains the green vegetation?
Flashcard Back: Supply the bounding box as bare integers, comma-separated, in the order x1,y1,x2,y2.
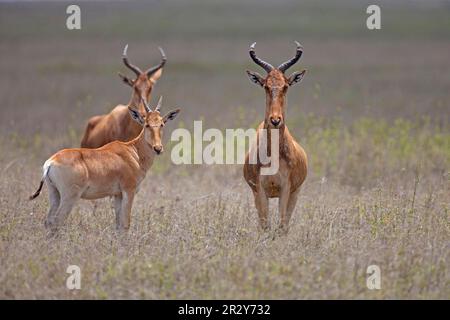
0,0,448,299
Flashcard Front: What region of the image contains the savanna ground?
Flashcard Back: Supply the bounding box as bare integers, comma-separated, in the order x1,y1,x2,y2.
0,0,449,299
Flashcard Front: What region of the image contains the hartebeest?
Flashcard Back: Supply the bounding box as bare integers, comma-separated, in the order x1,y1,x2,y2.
244,42,308,233
80,44,166,148
30,97,180,231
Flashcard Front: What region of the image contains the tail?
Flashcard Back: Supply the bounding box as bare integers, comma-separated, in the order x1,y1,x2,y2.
29,160,51,200
29,180,44,200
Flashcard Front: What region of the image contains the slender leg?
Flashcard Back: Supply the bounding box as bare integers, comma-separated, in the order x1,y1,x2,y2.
44,183,60,229
254,187,270,231
110,196,115,216
50,193,79,232
280,188,300,233
91,200,98,216
278,180,291,232
117,190,135,231
114,194,122,229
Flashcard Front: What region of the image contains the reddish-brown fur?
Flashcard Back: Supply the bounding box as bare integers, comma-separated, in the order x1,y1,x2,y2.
81,45,165,148
30,99,180,232
243,42,308,233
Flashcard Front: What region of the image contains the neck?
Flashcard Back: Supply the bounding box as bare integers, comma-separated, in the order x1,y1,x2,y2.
264,125,294,164
128,92,150,115
128,128,155,172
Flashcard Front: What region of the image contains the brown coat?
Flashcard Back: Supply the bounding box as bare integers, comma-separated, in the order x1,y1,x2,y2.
30,100,180,233
243,41,308,233
81,45,165,148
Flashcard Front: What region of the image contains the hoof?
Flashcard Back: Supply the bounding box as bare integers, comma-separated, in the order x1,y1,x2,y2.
276,225,289,236
44,219,54,229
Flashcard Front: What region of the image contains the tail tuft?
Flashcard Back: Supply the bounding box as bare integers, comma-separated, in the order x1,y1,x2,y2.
29,180,44,200
30,159,52,201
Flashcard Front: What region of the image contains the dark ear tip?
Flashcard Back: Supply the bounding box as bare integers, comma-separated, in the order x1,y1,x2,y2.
118,73,128,82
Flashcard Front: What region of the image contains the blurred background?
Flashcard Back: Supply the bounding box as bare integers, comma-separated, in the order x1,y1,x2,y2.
1,0,449,181
0,0,449,181
1,0,449,131
0,0,449,299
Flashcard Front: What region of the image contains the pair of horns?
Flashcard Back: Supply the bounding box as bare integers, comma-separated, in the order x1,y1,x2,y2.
140,96,163,113
122,44,167,77
249,41,303,73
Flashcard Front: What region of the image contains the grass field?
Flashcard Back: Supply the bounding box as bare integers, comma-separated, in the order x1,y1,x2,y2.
0,0,449,299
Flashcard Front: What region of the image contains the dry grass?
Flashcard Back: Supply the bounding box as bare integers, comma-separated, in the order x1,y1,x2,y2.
0,0,449,299
1,117,448,299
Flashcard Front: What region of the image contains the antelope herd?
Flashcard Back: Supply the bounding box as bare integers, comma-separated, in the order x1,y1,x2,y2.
30,42,308,235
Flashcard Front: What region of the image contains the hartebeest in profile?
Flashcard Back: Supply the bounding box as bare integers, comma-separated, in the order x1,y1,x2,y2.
30,97,180,232
80,45,166,148
244,42,308,233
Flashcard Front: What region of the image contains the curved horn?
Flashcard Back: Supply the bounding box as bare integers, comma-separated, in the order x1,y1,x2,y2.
249,42,274,73
122,44,142,76
141,96,152,113
155,96,163,112
278,41,303,73
146,47,167,77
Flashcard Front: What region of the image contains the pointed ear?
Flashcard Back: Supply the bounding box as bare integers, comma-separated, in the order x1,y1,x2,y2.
288,70,307,86
163,108,181,123
118,72,134,87
149,68,163,84
246,70,265,87
128,107,145,125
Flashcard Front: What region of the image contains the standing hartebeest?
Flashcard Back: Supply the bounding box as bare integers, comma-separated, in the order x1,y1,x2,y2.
80,44,166,148
243,41,308,233
30,97,180,232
